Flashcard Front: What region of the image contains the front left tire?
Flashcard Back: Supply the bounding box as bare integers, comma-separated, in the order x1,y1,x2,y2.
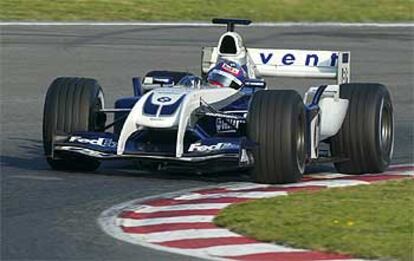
247,90,306,184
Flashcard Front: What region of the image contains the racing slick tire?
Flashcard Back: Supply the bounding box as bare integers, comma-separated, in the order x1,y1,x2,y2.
43,77,106,171
330,83,394,174
247,90,306,184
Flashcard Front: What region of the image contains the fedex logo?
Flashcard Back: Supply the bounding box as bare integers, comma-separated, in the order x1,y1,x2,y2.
257,51,339,67
69,136,117,148
188,142,237,152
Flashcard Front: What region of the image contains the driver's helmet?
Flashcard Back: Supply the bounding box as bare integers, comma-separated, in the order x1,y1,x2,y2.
207,60,246,89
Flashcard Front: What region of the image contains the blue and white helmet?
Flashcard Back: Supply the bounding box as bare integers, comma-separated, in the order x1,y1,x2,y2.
207,60,246,89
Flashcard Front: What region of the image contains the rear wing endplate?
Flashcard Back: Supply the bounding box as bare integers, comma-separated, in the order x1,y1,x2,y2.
201,47,351,84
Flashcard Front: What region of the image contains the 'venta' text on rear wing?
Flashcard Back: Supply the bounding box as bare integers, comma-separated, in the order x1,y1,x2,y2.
201,48,351,84
249,49,350,84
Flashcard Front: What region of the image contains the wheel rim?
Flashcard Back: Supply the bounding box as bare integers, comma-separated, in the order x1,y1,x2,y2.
296,110,306,173
379,100,393,155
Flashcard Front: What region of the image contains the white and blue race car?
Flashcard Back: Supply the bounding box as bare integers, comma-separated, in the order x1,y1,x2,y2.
43,18,394,184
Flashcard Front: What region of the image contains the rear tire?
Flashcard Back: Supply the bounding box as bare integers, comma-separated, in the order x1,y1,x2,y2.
247,90,306,184
43,77,105,171
330,83,394,174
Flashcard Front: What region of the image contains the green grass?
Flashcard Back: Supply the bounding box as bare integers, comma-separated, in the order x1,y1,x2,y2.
214,179,414,261
1,0,413,22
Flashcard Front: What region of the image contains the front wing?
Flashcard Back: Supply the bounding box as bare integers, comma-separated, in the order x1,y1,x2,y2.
52,131,255,171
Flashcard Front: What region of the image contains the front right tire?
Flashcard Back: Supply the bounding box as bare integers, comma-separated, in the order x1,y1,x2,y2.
43,77,105,171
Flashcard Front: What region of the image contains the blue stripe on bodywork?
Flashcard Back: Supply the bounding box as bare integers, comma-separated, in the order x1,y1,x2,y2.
160,95,186,116
143,93,159,115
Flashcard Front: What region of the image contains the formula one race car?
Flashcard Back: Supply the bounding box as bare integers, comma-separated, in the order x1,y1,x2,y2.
42,18,394,184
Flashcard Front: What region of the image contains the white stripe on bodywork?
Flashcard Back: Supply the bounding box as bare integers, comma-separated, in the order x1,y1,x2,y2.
118,215,215,227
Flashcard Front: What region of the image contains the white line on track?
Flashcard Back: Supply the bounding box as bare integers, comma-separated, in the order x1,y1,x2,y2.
307,173,354,179
219,182,270,190
10,175,63,181
1,22,413,27
128,203,232,213
185,243,305,256
141,228,242,243
278,179,370,188
388,163,414,168
118,215,215,227
174,191,287,200
391,170,414,175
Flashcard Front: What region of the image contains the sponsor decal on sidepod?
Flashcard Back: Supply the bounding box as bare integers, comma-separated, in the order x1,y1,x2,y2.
216,118,241,133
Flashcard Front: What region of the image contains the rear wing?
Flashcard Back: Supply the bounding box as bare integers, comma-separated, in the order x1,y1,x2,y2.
201,47,351,84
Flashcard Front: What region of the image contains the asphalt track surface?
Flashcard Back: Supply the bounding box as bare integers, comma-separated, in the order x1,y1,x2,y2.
1,25,413,260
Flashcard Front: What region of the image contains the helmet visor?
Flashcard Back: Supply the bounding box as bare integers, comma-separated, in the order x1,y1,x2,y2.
207,70,242,89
